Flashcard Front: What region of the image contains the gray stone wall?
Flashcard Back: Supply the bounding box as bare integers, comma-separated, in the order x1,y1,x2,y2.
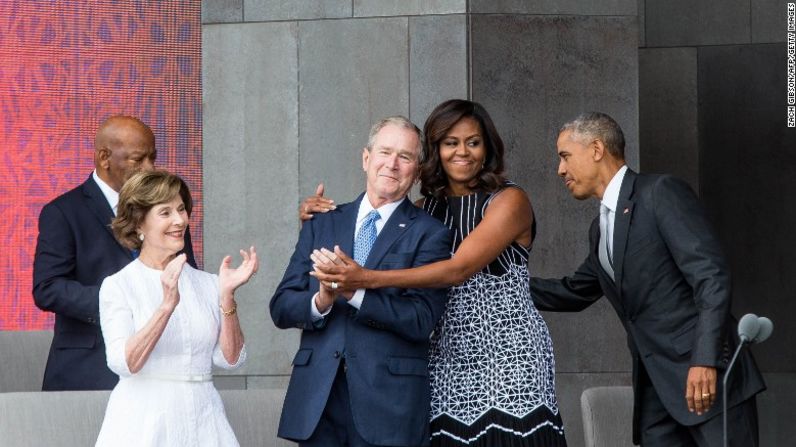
202,2,470,391
202,2,637,447
469,13,639,446
202,1,792,445
639,1,795,445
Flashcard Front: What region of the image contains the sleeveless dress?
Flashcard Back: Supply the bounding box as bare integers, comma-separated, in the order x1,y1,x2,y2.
96,260,246,447
424,184,567,447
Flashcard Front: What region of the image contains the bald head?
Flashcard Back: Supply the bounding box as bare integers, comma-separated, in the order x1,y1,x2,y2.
94,115,156,192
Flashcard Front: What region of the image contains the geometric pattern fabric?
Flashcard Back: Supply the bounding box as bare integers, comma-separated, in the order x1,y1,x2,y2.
424,187,565,445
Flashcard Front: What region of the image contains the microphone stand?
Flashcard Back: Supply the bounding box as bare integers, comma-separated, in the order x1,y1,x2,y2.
722,339,748,447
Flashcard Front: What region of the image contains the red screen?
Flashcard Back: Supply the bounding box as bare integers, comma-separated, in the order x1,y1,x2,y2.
0,1,203,330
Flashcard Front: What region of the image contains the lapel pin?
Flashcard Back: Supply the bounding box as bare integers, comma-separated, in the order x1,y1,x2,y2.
398,223,406,228
623,208,629,214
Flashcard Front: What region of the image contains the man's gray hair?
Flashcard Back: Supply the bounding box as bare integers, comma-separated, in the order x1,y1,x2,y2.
366,116,424,157
560,112,625,160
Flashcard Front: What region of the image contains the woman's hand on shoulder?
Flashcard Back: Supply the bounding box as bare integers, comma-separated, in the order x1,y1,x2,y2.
299,183,336,222
219,246,259,296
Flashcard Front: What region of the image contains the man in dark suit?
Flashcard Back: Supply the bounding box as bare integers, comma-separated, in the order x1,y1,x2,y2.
270,116,451,447
33,115,195,391
530,112,765,446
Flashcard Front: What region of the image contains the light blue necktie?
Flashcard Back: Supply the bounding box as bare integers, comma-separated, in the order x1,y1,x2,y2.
599,203,615,280
354,210,380,266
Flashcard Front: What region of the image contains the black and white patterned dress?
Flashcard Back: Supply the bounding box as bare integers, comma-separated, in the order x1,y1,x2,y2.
424,184,566,447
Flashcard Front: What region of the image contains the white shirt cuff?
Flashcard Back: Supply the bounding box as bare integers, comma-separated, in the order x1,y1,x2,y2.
348,289,366,309
310,292,331,321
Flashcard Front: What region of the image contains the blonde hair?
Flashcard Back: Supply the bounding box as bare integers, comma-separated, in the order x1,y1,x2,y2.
112,170,192,250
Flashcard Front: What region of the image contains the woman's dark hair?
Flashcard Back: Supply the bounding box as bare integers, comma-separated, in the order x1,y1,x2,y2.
420,99,506,198
112,170,193,250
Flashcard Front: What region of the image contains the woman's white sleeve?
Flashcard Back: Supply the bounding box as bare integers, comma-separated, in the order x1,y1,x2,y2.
99,277,133,377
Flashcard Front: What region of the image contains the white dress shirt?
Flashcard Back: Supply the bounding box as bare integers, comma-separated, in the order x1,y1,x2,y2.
92,170,120,216
600,165,628,261
310,196,406,320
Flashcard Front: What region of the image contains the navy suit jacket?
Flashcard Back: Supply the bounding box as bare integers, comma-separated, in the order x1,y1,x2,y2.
531,170,765,441
33,174,196,391
270,194,451,446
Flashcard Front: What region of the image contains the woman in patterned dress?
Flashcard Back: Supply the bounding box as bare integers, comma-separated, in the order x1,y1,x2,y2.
308,99,567,446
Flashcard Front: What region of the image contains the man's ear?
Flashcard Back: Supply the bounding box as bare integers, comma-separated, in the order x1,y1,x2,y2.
362,147,370,171
97,147,111,169
590,139,606,162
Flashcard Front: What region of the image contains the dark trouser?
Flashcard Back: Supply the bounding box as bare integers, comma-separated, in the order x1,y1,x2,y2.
638,371,759,447
300,362,420,447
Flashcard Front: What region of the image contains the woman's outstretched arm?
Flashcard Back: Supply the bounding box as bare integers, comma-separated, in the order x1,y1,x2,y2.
311,187,533,290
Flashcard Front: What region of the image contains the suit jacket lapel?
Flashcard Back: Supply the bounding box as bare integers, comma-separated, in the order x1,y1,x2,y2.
612,169,637,296
365,198,416,268
333,194,362,257
82,175,117,237
590,218,626,316
81,175,135,259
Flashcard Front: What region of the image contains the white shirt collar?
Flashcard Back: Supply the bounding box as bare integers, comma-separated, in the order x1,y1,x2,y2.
601,165,628,213
92,170,119,216
356,195,405,235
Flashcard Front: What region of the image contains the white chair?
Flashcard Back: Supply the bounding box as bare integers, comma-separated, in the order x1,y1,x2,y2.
0,388,291,447
0,330,53,392
581,386,635,447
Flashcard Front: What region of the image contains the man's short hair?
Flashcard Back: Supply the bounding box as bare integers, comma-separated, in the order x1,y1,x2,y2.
366,116,423,157
560,112,625,160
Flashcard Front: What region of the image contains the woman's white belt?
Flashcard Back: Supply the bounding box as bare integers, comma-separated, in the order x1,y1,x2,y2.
135,373,213,382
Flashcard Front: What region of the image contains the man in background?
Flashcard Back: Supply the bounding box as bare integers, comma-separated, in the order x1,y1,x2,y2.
33,115,195,391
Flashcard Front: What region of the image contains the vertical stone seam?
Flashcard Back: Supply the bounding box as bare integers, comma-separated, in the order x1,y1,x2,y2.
748,0,752,44
296,20,302,228
466,1,472,100
407,16,412,121
695,46,702,197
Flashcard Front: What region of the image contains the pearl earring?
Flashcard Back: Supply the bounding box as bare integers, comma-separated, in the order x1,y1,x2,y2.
139,233,144,241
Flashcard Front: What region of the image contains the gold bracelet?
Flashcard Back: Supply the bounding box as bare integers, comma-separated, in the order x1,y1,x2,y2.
219,302,237,316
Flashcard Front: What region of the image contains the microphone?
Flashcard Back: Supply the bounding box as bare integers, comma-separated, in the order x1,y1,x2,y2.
723,313,773,447
736,313,760,342
752,317,773,344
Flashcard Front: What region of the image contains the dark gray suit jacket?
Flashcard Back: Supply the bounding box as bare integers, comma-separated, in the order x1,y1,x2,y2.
531,170,765,437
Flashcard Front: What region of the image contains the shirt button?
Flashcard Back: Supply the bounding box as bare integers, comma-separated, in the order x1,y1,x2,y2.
333,351,341,359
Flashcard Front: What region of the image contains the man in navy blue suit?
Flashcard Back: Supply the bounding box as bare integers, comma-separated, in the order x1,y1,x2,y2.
33,116,195,391
271,116,451,447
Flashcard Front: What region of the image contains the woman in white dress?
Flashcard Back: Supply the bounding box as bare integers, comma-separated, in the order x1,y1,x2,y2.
96,170,258,447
